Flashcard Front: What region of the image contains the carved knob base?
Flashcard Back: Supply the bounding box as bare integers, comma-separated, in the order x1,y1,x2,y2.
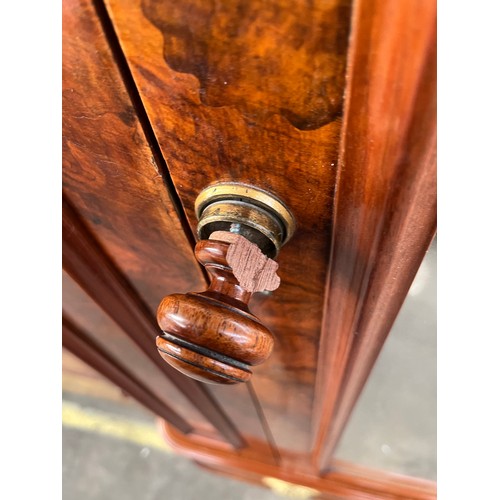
156,239,275,385
156,184,295,385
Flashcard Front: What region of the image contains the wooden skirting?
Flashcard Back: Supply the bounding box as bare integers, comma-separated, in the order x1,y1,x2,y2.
159,419,436,500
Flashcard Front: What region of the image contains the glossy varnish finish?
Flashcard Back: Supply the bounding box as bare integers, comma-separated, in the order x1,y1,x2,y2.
312,0,437,470
63,196,244,447
63,317,192,433
104,0,353,455
141,0,351,131
62,0,245,448
63,269,214,430
160,420,437,500
156,239,275,385
63,0,203,310
62,0,437,493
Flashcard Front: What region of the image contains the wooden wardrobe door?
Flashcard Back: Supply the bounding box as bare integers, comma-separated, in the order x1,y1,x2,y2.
100,0,434,471
102,0,352,460
63,0,437,496
63,0,248,447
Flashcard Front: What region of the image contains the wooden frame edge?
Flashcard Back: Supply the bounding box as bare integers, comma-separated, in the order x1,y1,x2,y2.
158,419,436,500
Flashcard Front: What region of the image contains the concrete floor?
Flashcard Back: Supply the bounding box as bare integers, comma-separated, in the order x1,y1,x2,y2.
62,394,281,500
62,240,436,498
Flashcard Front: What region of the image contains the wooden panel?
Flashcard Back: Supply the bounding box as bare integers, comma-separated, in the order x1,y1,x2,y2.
63,0,436,492
207,383,279,463
160,420,437,500
62,0,203,312
63,348,132,404
63,269,211,431
311,0,436,471
62,0,244,448
103,0,353,455
63,316,192,433
63,197,244,447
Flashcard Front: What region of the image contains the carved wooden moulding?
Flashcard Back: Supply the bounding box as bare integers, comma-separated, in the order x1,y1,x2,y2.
156,183,295,384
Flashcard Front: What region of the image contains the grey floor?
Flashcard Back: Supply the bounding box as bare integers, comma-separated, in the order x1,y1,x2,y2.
336,239,437,480
62,391,282,500
63,240,436,498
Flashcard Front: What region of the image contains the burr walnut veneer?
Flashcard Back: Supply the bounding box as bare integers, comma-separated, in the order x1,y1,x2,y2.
62,0,436,497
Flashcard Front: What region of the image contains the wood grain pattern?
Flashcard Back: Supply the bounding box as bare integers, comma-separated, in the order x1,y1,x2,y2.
63,269,214,429
104,0,353,455
63,196,244,448
63,0,204,314
63,316,193,433
156,238,275,385
142,0,351,130
311,0,437,471
63,0,437,490
63,0,250,447
160,420,437,500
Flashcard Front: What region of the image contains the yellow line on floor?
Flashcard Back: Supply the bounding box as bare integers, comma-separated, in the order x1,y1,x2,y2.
62,372,126,402
62,401,171,453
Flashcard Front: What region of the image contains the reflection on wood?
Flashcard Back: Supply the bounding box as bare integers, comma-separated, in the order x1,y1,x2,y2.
142,0,351,130
104,0,353,456
161,419,437,500
156,239,275,385
63,0,245,449
63,196,244,448
63,0,205,310
63,269,214,429
63,316,192,433
312,0,437,471
62,0,437,491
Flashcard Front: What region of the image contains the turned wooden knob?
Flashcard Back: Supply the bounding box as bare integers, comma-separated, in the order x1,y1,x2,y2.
156,237,276,384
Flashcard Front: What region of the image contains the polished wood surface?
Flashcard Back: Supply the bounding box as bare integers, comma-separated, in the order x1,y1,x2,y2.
63,0,437,493
104,0,353,455
63,196,244,447
63,269,214,430
157,239,275,385
63,0,204,310
311,0,437,471
160,420,437,500
62,0,245,448
141,0,351,131
63,317,193,433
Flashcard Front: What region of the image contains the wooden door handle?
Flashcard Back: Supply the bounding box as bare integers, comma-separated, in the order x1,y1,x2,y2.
156,183,295,385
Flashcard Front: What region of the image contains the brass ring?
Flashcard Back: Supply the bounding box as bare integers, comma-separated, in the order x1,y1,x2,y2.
194,182,296,246
197,200,284,254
